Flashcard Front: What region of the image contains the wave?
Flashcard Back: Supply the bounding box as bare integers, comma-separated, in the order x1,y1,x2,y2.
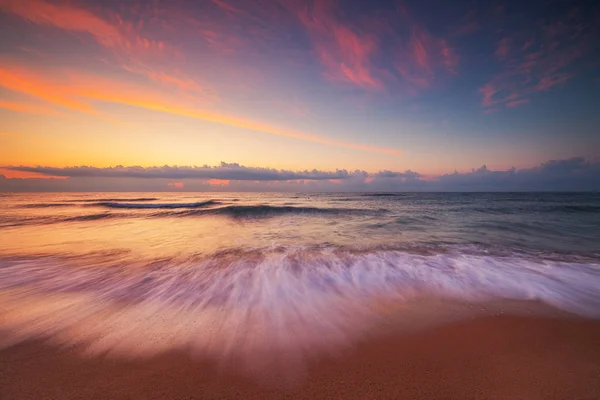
95,200,220,209
21,203,76,208
68,197,158,202
63,213,119,222
1,246,599,370
1,204,382,227
465,204,600,215
361,193,407,197
550,205,600,213
171,204,383,218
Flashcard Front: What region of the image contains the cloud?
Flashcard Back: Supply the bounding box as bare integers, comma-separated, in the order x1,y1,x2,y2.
372,170,420,179
2,158,599,192
210,0,242,15
0,66,99,116
0,99,63,117
297,1,383,91
435,158,600,191
120,65,208,96
506,98,530,108
479,8,591,110
296,1,458,93
0,0,165,56
390,10,459,92
0,0,209,101
3,163,358,181
494,38,511,60
0,62,401,156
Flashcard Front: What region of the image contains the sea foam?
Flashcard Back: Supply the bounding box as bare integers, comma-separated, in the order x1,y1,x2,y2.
1,247,599,371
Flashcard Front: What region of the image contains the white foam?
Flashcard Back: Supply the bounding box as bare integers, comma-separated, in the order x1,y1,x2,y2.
1,248,599,371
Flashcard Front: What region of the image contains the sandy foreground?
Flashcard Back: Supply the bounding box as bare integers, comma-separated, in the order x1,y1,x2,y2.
1,314,600,400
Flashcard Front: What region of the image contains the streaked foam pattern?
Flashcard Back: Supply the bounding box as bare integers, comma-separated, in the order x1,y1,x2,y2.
1,246,599,368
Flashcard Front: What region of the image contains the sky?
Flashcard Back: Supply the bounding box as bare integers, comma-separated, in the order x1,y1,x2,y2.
0,0,599,191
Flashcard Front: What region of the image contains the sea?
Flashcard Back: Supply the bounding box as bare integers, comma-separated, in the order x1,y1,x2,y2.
1,192,600,370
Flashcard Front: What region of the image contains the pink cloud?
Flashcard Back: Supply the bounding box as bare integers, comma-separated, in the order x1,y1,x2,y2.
506,98,530,108
535,73,574,91
480,13,589,110
494,38,511,60
440,39,459,73
0,168,67,180
210,0,241,15
522,40,535,51
296,1,458,93
208,179,229,186
0,0,166,56
391,11,459,92
479,83,500,107
298,2,383,91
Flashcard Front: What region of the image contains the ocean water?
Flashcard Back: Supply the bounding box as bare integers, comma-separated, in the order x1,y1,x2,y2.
1,192,600,370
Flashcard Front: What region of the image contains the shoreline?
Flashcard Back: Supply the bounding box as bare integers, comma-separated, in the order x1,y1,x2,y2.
2,314,600,399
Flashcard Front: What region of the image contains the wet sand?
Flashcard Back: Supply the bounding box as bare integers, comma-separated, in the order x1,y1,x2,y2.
2,315,600,399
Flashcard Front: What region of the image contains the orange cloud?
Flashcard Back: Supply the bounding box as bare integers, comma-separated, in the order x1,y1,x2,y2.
1,0,202,101
0,99,62,116
167,181,184,188
0,62,401,156
120,65,212,99
0,67,96,115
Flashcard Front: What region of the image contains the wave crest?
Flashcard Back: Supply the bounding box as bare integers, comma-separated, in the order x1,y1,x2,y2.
96,200,220,209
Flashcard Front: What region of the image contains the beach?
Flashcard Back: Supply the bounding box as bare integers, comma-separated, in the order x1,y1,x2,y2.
2,192,600,399
2,314,600,400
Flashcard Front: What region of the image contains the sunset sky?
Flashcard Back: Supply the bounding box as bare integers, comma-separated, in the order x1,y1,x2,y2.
1,0,599,191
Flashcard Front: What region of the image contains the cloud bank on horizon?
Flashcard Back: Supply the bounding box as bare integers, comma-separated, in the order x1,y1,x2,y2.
2,157,599,192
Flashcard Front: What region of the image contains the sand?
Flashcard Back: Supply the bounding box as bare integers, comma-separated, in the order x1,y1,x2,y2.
1,315,600,400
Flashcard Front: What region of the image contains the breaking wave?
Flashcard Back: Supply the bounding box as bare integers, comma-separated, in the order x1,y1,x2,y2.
360,193,407,197
63,213,120,222
95,200,220,209
174,204,382,218
3,204,383,227
21,203,76,208
68,198,159,202
1,246,599,371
